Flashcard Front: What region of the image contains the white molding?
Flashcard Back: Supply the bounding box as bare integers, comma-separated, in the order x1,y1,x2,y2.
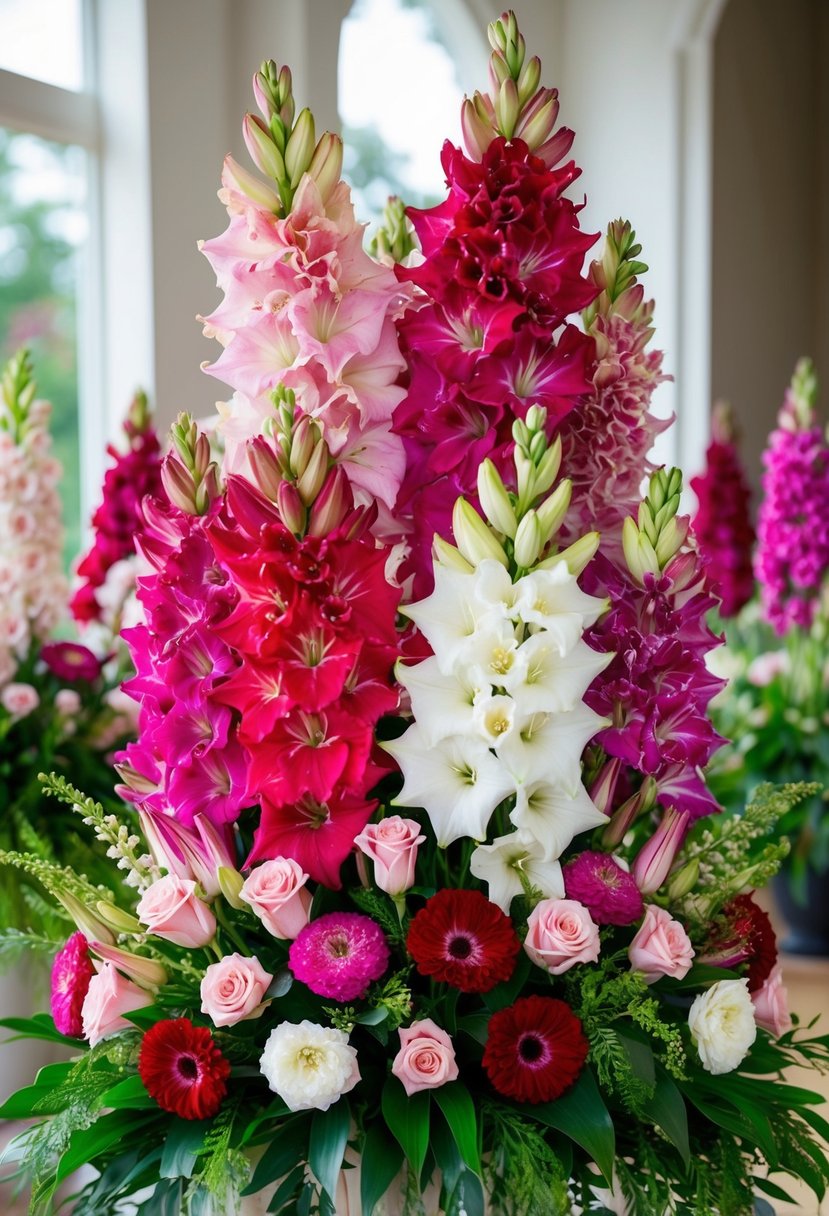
0,68,98,148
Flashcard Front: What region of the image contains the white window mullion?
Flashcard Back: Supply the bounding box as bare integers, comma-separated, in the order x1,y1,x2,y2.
0,67,98,148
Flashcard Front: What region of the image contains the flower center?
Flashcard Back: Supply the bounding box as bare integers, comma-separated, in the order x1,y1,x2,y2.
326,932,351,959
297,1046,324,1071
177,1055,199,1080
518,1034,544,1064
448,935,473,960
489,647,513,676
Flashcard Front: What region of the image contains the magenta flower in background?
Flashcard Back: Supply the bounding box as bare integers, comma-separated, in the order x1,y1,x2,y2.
754,359,829,634
289,911,390,1001
690,402,755,618
40,641,103,684
51,931,96,1038
562,851,643,926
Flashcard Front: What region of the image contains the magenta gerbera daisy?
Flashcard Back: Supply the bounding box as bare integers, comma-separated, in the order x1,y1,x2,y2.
483,995,588,1104
563,850,644,926
50,931,95,1038
138,1017,231,1120
406,888,520,993
289,912,390,1001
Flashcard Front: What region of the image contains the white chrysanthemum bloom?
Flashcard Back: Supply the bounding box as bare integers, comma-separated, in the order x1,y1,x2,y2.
688,979,757,1075
259,1020,360,1112
383,725,515,846
509,778,607,861
470,831,565,913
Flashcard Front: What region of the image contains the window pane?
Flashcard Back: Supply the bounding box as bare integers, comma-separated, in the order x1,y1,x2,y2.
0,0,84,91
0,127,86,565
339,0,467,224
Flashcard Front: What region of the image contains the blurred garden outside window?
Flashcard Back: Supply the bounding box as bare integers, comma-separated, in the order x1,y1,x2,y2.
0,0,96,566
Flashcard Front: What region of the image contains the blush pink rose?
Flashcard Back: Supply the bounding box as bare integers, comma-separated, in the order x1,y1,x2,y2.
524,898,600,975
1,681,39,719
354,816,425,896
81,961,152,1046
200,952,273,1027
392,1018,459,1096
239,858,312,940
136,875,216,947
628,905,695,984
751,963,792,1037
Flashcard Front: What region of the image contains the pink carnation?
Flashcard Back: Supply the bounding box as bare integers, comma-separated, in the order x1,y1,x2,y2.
562,851,643,926
288,912,389,1001
50,932,96,1037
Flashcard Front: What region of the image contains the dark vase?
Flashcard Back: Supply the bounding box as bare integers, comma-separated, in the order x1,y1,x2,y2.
773,866,829,956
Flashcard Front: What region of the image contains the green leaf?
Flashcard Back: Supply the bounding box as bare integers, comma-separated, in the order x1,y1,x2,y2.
359,1122,404,1216
124,1005,166,1031
267,1164,305,1213
381,1077,429,1176
616,1030,655,1089
0,1012,85,1047
309,1099,350,1203
432,1083,481,1175
100,1075,157,1110
356,1006,389,1026
57,1111,154,1182
160,1118,209,1179
483,951,532,1012
753,1175,797,1204
242,1118,310,1195
528,1067,616,1184
642,1069,689,1167
0,1061,74,1118
445,1168,486,1216
457,1011,489,1045
137,1177,184,1216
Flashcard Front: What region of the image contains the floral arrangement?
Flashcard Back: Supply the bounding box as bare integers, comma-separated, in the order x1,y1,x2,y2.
707,359,829,900
2,15,829,1216
70,388,163,641
0,351,134,944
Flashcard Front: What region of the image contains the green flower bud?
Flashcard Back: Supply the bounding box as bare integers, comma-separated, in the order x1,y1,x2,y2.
453,498,509,567
307,133,343,204
296,438,329,506
513,509,543,568
96,902,142,934
217,866,246,910
432,535,474,573
495,78,520,139
285,108,316,188
243,114,286,183
477,458,517,537
622,517,660,585
536,479,572,545
546,531,600,576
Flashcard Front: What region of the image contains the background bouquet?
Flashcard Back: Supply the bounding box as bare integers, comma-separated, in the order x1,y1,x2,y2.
2,12,828,1216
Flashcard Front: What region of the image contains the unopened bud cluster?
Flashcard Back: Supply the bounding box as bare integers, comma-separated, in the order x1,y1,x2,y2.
161,413,220,515
622,467,689,585
248,387,351,537
370,196,417,265
583,220,651,332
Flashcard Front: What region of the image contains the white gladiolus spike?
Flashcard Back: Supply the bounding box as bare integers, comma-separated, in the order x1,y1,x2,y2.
513,563,607,644
499,704,609,793
510,634,612,714
395,656,482,746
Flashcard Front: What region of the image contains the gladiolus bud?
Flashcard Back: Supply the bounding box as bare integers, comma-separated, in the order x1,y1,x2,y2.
536,480,572,545
243,113,286,182
452,498,509,567
655,516,690,567
667,858,700,901
513,509,543,568
247,436,284,501
90,942,168,989
432,535,474,573
622,517,660,585
288,415,315,477
532,437,562,496
514,447,535,506
543,531,600,576
55,892,115,945
525,404,547,434
461,96,492,160
285,108,316,187
217,866,246,910
117,764,160,797
496,78,520,138
602,776,657,846
516,92,557,150
589,756,622,816
307,133,343,204
478,459,517,537
632,807,690,895
96,902,142,935
139,808,191,881
221,155,281,212
296,438,329,506
517,54,541,105
308,466,350,536
276,480,306,534
161,456,196,514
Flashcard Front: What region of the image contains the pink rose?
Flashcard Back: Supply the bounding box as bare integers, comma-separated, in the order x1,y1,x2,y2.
1,681,39,719
751,963,792,1037
354,816,425,896
81,961,152,1046
200,952,273,1027
240,858,312,940
392,1018,459,1096
55,688,82,716
628,905,695,983
524,898,600,975
136,875,216,947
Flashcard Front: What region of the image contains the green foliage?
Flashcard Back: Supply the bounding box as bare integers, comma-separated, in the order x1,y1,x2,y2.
481,1102,571,1216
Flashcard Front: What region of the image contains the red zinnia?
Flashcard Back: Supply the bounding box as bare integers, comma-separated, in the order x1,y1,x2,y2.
138,1017,231,1119
483,995,588,1104
406,888,520,993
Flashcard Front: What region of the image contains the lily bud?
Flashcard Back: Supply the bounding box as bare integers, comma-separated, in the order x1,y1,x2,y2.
495,78,520,138
513,509,543,568
452,498,509,568
247,436,284,501
296,438,329,505
90,942,168,989
433,535,474,573
666,857,700,901
96,902,142,935
217,866,246,910
478,459,517,537
139,808,191,880
546,531,600,576
221,155,281,212
588,756,622,816
161,456,196,514
308,466,350,536
285,108,316,187
243,113,286,183
276,480,306,534
306,133,343,204
536,480,572,545
632,806,690,895
55,891,115,945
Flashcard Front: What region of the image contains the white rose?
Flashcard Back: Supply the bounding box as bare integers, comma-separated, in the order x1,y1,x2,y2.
259,1020,360,1112
688,979,757,1075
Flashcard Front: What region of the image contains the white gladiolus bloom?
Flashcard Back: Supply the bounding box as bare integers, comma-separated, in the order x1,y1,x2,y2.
472,693,517,748
513,563,607,649
259,1020,360,1111
510,778,607,860
511,633,612,714
470,831,565,913
402,564,504,674
688,979,757,1075
384,725,515,845
469,558,521,617
396,656,481,746
499,704,608,792
457,617,523,689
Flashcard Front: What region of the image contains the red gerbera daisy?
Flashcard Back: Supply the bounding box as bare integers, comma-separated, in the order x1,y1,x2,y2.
483,995,588,1104
138,1017,231,1119
726,894,778,992
406,888,519,993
